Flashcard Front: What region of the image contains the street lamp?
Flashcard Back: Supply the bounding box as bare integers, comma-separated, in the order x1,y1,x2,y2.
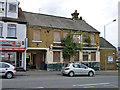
104,19,116,71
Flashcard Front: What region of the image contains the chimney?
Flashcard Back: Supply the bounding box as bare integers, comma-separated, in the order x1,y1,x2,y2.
71,10,79,20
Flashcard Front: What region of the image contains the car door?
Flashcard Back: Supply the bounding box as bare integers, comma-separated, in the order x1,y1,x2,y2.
1,63,10,75
79,64,89,74
72,64,81,75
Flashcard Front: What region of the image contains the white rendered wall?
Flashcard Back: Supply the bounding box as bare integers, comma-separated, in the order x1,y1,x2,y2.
0,0,18,18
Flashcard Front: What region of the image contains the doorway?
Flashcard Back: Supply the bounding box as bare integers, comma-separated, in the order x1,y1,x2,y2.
16,52,22,67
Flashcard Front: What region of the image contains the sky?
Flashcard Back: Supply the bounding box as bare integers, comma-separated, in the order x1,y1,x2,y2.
18,0,119,48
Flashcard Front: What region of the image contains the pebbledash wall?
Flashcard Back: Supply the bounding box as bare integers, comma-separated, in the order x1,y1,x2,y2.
0,0,27,70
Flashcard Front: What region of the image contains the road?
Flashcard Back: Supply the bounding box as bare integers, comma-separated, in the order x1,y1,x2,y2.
1,71,119,89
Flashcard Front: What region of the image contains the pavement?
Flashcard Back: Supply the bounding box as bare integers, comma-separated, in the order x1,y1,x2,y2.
16,70,119,76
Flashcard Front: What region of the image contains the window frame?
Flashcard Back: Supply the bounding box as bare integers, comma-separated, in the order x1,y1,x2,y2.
0,23,3,37
7,24,16,38
9,3,16,12
54,31,61,43
53,51,60,62
32,29,42,42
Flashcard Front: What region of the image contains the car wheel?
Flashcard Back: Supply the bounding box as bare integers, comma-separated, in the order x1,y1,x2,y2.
69,71,74,77
6,72,13,79
88,71,94,77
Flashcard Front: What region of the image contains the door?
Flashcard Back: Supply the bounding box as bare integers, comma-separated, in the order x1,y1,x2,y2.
73,64,81,75
16,52,22,67
79,64,89,74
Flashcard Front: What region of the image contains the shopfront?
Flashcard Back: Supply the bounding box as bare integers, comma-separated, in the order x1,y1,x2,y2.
0,40,26,70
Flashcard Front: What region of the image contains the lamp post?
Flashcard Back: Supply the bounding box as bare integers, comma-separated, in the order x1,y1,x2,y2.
104,19,116,71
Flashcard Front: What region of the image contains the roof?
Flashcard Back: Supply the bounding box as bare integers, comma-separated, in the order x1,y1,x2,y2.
23,11,100,33
0,8,27,24
100,37,116,49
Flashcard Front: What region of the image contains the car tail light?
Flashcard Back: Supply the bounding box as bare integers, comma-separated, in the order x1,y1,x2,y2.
65,68,70,70
14,68,16,71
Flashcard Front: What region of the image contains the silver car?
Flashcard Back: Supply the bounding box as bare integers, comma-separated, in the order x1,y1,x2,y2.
0,62,16,79
61,63,95,77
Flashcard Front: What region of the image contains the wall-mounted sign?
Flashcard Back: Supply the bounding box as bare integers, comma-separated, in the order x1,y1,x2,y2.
83,52,88,55
0,40,16,46
0,47,26,51
73,34,81,43
108,56,113,62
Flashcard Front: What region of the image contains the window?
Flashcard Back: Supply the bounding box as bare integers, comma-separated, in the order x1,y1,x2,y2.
83,33,88,43
0,23,3,37
7,24,16,37
54,31,61,42
74,52,79,62
63,32,69,38
73,64,80,68
91,52,96,61
33,30,41,41
9,4,16,12
53,51,60,62
90,35,95,44
2,63,10,68
73,34,81,43
0,2,4,13
83,52,88,61
80,64,87,68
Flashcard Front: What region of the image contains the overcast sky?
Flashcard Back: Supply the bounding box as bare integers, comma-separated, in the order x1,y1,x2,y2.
18,0,119,47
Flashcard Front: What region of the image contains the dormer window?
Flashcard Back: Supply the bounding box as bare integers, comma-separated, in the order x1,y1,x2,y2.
9,4,16,12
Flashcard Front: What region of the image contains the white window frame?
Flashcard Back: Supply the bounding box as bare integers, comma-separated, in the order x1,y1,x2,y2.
54,31,61,43
9,3,16,12
73,33,82,43
32,29,42,42
0,23,3,37
7,24,16,37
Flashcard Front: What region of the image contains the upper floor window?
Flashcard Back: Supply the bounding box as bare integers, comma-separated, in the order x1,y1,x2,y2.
0,2,4,13
73,34,81,43
83,33,88,43
54,31,61,42
0,23,3,37
90,35,95,43
33,30,41,41
9,4,16,12
7,24,16,37
63,32,69,38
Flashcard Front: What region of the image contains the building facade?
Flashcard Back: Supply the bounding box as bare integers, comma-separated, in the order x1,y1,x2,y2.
24,10,100,70
0,0,27,70
100,37,117,70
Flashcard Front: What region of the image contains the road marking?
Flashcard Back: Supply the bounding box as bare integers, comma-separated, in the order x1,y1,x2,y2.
31,87,44,88
84,86,95,88
73,83,110,87
104,85,118,88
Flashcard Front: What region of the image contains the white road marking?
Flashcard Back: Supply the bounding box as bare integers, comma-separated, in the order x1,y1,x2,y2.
73,83,110,87
31,87,44,88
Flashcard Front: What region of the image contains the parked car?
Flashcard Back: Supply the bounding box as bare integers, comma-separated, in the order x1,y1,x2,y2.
61,63,95,77
0,62,16,79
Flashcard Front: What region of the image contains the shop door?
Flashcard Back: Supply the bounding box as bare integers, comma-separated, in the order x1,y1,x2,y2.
16,52,22,67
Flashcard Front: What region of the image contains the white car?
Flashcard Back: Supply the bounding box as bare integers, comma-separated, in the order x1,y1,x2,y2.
0,62,16,79
61,63,95,77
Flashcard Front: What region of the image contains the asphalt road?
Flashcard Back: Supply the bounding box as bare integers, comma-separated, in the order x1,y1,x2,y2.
1,71,119,89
